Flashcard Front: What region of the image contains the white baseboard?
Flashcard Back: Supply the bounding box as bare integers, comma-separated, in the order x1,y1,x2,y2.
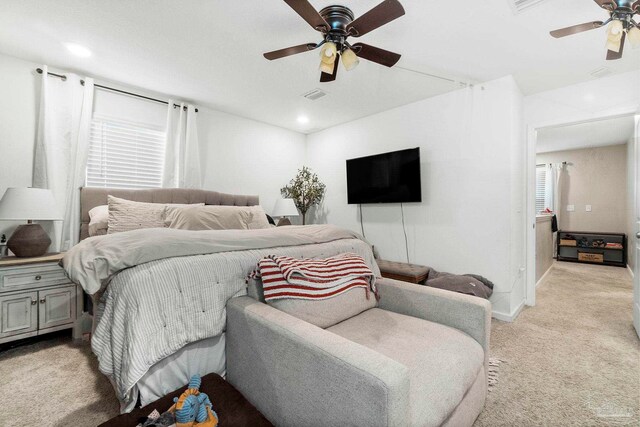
492,299,525,323
627,265,634,279
536,263,554,288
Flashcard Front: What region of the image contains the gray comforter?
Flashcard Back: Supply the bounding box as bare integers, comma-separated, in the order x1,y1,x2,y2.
62,225,379,409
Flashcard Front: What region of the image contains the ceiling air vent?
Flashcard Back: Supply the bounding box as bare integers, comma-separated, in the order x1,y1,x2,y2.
508,0,548,14
590,66,612,79
302,89,327,101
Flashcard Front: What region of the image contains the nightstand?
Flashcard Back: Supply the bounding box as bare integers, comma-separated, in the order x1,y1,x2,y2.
0,253,81,344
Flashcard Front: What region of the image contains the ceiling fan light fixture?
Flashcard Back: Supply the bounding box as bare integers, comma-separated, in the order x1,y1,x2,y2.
608,19,624,37
319,59,335,74
341,48,360,71
628,26,640,48
320,42,338,64
606,32,623,52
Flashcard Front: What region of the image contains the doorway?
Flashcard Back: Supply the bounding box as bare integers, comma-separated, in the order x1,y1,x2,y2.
526,111,640,339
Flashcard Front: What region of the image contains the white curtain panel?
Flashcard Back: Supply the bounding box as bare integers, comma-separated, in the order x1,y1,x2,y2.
162,101,202,189
554,163,564,220
544,164,555,212
33,65,94,251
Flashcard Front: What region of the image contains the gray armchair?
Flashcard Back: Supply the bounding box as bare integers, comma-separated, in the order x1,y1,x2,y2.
226,278,491,427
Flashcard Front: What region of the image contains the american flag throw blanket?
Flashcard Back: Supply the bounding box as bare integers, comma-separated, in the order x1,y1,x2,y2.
251,253,377,301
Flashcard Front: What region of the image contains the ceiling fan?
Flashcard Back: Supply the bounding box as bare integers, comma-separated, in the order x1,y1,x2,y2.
263,0,405,82
550,0,640,60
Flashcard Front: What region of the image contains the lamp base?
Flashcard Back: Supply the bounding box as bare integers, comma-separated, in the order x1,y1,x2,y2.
277,217,292,227
7,223,52,258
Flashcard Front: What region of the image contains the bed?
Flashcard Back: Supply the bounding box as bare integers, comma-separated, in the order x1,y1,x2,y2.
67,187,379,413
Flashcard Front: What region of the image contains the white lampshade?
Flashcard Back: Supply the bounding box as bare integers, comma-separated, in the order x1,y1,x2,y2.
0,188,62,221
272,198,299,217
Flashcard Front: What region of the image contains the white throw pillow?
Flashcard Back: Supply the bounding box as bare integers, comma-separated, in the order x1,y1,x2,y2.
88,205,109,236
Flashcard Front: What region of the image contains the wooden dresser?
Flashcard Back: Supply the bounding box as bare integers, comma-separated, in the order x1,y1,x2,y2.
0,253,81,344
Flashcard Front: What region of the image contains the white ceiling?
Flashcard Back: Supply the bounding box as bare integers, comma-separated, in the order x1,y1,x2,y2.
0,0,639,133
537,115,636,153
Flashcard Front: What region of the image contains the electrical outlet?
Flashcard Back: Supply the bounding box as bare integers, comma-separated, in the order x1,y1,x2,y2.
567,205,575,212
586,205,592,212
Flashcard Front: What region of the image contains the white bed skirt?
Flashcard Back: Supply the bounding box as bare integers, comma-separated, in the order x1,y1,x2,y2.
124,334,226,412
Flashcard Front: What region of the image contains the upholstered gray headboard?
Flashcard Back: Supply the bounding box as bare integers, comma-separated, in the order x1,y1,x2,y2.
80,187,259,241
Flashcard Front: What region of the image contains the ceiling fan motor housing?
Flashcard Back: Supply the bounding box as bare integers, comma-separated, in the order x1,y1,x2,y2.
319,5,355,49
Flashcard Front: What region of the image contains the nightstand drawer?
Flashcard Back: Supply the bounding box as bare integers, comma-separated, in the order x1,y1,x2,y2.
0,264,69,292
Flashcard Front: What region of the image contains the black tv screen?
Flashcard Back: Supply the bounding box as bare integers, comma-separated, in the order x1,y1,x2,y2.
346,148,422,204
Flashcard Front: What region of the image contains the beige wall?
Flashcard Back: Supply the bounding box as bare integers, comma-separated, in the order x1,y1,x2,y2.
537,144,627,234
535,215,553,283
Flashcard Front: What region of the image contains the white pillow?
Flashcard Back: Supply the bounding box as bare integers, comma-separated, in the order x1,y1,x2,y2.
88,205,109,236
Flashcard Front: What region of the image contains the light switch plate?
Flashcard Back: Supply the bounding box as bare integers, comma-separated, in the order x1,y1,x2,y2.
586,205,592,212
567,205,575,212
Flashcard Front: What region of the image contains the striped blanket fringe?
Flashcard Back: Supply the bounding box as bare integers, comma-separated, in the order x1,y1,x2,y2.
250,253,377,302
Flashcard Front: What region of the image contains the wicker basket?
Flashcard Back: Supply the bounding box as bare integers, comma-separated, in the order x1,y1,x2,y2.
578,252,604,263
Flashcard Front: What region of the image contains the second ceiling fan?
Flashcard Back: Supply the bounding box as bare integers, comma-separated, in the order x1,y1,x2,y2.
264,0,405,82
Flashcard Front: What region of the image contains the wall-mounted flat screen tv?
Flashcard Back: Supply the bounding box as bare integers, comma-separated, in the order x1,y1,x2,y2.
346,147,422,204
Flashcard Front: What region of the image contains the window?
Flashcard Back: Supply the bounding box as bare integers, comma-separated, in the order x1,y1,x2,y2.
86,116,166,189
535,165,546,214
85,87,168,189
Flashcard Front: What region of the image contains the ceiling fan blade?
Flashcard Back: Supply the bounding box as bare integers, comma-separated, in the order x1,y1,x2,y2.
593,0,617,10
352,43,401,67
347,0,405,37
606,32,625,60
283,0,329,32
631,0,639,12
320,53,340,82
264,43,317,60
550,21,604,38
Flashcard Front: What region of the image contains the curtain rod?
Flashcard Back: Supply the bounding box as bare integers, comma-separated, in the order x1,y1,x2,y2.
536,162,568,167
81,80,198,113
35,68,197,112
36,68,67,81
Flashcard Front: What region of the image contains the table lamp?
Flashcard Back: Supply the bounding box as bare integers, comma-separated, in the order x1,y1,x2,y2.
0,188,62,257
271,198,299,226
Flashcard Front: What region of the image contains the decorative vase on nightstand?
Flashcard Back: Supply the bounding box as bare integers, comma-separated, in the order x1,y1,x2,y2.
7,223,52,257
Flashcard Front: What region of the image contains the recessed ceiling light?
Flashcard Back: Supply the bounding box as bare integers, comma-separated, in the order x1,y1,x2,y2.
297,115,309,124
65,43,92,58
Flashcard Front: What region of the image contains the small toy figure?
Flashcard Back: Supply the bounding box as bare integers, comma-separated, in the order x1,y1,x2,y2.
171,375,219,427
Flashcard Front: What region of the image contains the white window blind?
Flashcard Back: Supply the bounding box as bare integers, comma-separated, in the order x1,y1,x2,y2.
86,116,166,189
535,165,546,214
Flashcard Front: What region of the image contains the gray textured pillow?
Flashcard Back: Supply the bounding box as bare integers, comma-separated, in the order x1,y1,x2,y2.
247,277,376,329
107,196,168,234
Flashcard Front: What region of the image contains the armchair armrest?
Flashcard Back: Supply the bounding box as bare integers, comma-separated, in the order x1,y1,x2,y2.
226,296,410,427
376,278,491,362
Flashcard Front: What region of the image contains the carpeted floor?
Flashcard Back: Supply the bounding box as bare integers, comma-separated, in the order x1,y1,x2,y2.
474,261,640,427
0,261,638,426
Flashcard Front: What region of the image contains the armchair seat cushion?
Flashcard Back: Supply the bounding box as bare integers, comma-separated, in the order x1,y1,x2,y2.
327,308,484,427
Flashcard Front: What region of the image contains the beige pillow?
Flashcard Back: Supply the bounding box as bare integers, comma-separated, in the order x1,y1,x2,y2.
103,198,205,235
166,205,270,231
107,196,168,234
248,277,376,329
88,205,109,236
